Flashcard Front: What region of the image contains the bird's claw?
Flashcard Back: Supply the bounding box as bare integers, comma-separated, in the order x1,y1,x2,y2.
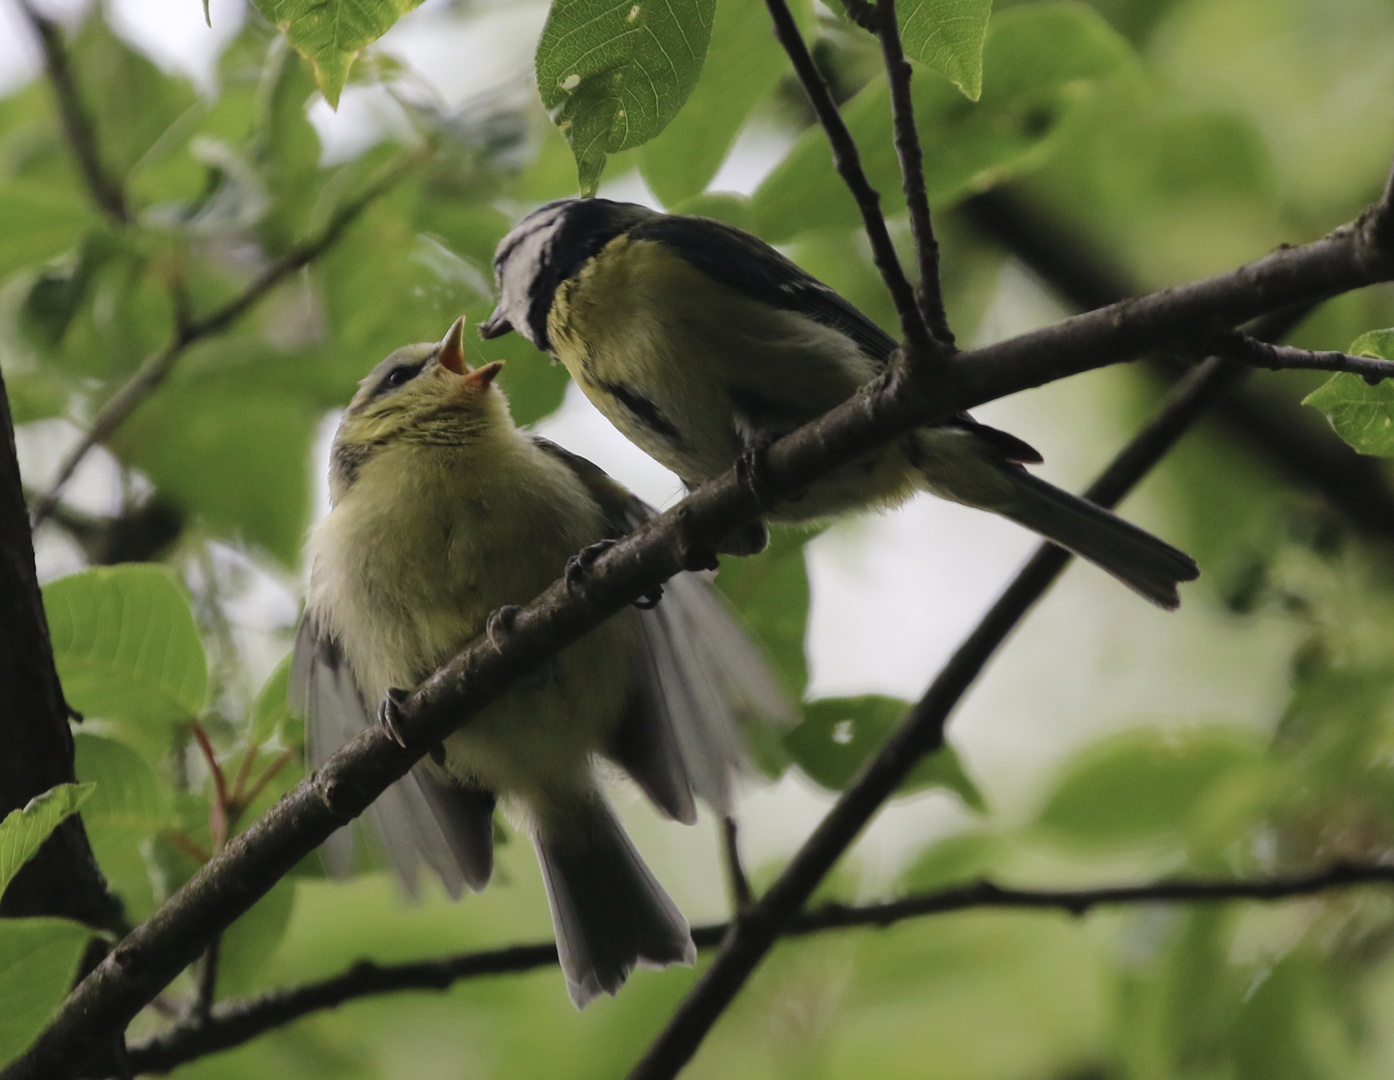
565,539,617,593
737,431,776,507
633,584,664,610
486,605,521,651
378,687,411,748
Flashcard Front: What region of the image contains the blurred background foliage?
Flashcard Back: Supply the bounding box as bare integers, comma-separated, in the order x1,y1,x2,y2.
5,0,1394,1075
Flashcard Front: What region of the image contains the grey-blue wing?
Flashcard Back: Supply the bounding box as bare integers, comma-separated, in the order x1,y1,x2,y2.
628,214,899,364
527,436,795,820
289,616,495,895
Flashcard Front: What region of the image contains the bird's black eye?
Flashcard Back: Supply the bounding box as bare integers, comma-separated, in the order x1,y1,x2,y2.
375,362,423,398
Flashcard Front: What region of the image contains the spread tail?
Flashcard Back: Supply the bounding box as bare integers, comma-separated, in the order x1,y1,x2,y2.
534,796,695,1007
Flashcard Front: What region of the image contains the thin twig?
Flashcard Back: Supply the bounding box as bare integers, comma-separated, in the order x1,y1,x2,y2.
624,350,1258,1080
192,937,220,1026
721,817,753,912
18,1,129,224
763,0,934,356
875,0,952,348
1214,330,1394,384
116,861,1394,1076
9,190,1394,1080
27,147,428,527
190,724,229,853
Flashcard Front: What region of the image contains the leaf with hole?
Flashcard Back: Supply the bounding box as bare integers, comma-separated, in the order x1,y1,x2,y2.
537,0,715,194
784,695,985,809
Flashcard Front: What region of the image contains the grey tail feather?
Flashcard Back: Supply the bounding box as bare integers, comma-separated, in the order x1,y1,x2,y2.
989,469,1199,610
533,797,695,1008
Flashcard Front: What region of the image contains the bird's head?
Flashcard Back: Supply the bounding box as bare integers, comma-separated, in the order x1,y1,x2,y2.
330,316,506,498
480,197,658,351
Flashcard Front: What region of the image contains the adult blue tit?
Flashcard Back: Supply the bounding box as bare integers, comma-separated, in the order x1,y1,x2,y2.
290,316,790,1006
480,198,1199,608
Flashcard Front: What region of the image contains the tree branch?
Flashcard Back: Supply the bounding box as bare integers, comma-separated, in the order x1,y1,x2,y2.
18,1,129,225
763,0,934,355
27,147,428,528
874,0,952,347
1213,331,1394,383
721,817,753,912
625,344,1255,1080
118,861,1394,1075
959,188,1394,539
7,191,1394,1080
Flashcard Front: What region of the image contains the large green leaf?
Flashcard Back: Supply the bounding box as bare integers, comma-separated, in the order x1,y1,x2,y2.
536,0,716,194
110,368,320,566
754,1,1134,241
72,733,171,923
715,529,810,697
0,785,95,901
1302,329,1394,457
253,0,426,108
43,566,208,727
1035,727,1258,848
69,15,199,183
0,917,96,1066
784,695,985,809
0,184,96,280
900,0,992,100
638,0,808,206
831,0,991,100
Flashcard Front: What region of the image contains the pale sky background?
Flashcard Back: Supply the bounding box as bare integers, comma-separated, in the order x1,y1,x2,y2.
6,0,1297,896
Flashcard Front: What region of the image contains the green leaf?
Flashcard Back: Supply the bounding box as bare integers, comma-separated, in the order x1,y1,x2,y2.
73,733,171,923
1035,727,1257,848
900,0,992,100
253,0,426,108
900,830,1001,891
715,530,810,696
110,380,319,566
536,0,716,194
638,0,808,206
72,734,172,833
217,877,297,996
43,565,208,727
0,185,96,280
754,1,1133,241
1302,329,1394,457
251,656,293,747
0,784,95,901
832,0,991,100
69,15,199,183
0,917,96,1066
784,695,985,808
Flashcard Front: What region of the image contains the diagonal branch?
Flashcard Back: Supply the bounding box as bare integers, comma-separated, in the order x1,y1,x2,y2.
27,147,427,528
959,189,1394,538
6,189,1394,1080
118,860,1394,1076
18,1,129,225
874,0,953,347
763,0,935,355
624,345,1253,1080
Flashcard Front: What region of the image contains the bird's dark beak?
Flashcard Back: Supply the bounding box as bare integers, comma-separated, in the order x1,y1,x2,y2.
479,307,512,339
438,316,468,375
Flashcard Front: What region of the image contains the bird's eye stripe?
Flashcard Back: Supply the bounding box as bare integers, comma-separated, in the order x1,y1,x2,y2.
370,361,427,400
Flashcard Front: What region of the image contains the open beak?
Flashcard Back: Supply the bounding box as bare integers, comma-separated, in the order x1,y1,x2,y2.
464,360,505,389
479,306,512,339
438,316,469,375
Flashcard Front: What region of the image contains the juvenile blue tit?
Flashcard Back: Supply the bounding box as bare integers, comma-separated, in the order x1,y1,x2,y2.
480,199,1199,608
290,317,789,1006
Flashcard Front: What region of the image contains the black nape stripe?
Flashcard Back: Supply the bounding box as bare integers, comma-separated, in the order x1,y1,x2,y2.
598,380,684,444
